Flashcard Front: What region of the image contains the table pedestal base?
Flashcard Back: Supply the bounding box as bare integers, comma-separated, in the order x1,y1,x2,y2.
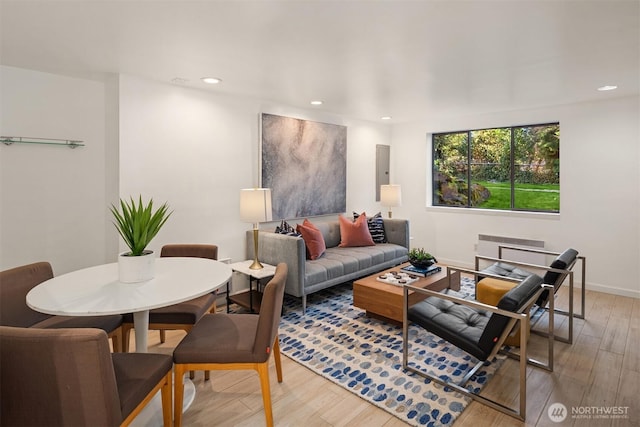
132,310,149,353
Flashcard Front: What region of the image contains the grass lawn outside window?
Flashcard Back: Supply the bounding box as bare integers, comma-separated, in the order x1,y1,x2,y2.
475,181,560,211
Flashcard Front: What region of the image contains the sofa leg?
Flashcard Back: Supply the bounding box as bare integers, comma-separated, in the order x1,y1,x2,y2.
302,295,307,314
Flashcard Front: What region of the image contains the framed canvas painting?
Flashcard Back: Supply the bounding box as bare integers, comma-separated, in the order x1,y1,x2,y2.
261,113,347,219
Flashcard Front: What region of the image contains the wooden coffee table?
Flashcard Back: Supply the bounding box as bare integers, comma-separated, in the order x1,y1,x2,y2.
353,263,460,324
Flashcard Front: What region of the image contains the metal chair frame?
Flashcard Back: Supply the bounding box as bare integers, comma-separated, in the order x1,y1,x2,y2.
474,245,586,344
402,280,554,421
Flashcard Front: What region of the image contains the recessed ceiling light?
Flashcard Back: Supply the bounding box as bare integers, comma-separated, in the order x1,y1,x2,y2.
201,77,222,84
310,100,323,105
170,77,189,84
381,116,392,120
597,85,618,91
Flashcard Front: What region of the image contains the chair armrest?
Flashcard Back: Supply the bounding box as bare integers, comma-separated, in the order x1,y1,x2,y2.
382,218,410,249
402,281,550,320
246,231,306,298
474,255,573,277
485,245,586,281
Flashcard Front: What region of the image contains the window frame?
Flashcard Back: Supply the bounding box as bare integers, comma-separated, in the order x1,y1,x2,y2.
431,122,560,214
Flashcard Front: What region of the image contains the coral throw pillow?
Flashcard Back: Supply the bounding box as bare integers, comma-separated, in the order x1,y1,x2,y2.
339,214,375,247
296,219,326,260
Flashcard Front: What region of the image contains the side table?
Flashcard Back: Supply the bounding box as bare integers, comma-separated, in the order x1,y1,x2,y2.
227,260,276,313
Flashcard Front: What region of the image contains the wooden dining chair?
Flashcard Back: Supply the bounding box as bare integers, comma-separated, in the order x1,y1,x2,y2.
122,244,220,355
172,263,287,427
0,261,124,351
0,326,173,426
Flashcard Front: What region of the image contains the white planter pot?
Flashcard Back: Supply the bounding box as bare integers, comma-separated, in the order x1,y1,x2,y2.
118,250,155,283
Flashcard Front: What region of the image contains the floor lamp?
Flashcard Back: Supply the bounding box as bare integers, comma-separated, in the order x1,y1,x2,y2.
380,184,402,218
240,188,273,270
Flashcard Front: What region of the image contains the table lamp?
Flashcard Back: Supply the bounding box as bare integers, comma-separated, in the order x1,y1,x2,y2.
240,188,273,269
380,184,402,218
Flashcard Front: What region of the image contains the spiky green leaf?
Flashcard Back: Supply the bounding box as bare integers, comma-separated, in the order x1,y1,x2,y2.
110,195,172,256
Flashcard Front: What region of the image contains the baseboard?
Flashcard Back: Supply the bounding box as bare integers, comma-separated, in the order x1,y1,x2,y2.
585,282,640,299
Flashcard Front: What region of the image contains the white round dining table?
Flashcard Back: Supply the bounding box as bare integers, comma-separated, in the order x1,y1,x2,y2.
26,257,232,353
26,256,231,426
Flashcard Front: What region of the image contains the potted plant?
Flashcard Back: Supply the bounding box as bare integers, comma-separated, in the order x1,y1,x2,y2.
110,196,172,283
408,248,437,269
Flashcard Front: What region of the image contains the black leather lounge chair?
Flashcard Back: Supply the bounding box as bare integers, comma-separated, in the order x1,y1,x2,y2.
402,274,554,421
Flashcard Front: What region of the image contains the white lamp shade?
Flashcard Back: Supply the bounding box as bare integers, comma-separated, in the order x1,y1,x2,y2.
380,184,402,207
240,188,273,223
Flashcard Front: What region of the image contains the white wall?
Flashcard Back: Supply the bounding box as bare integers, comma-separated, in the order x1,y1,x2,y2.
0,67,390,276
3,65,638,299
0,66,109,274
391,96,640,297
117,74,392,263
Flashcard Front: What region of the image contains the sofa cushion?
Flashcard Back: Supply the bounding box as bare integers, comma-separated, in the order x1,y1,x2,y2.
304,257,345,287
323,248,361,275
297,219,326,260
326,247,373,271
375,243,409,262
315,221,341,248
338,214,375,247
305,244,408,289
353,212,387,243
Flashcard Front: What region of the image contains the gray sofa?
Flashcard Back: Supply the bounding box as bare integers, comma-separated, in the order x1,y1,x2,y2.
246,218,410,312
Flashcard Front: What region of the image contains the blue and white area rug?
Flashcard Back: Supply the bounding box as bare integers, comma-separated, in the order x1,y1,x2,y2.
278,278,504,427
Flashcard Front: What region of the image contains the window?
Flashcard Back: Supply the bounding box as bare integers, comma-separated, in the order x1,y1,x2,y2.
432,123,559,213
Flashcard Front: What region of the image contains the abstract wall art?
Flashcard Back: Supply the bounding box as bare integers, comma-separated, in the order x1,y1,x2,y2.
261,113,347,219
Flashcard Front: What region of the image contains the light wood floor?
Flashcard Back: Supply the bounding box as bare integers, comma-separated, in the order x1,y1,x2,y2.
134,286,639,426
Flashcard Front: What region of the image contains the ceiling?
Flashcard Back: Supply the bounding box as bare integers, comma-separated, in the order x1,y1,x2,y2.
1,1,638,123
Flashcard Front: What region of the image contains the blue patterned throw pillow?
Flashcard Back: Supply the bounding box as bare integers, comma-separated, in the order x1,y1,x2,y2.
275,220,301,237
353,212,387,243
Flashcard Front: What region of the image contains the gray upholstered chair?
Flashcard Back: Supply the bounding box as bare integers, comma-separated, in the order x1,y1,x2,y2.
402,274,554,421
122,243,219,355
0,326,173,426
172,263,287,427
0,261,124,351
